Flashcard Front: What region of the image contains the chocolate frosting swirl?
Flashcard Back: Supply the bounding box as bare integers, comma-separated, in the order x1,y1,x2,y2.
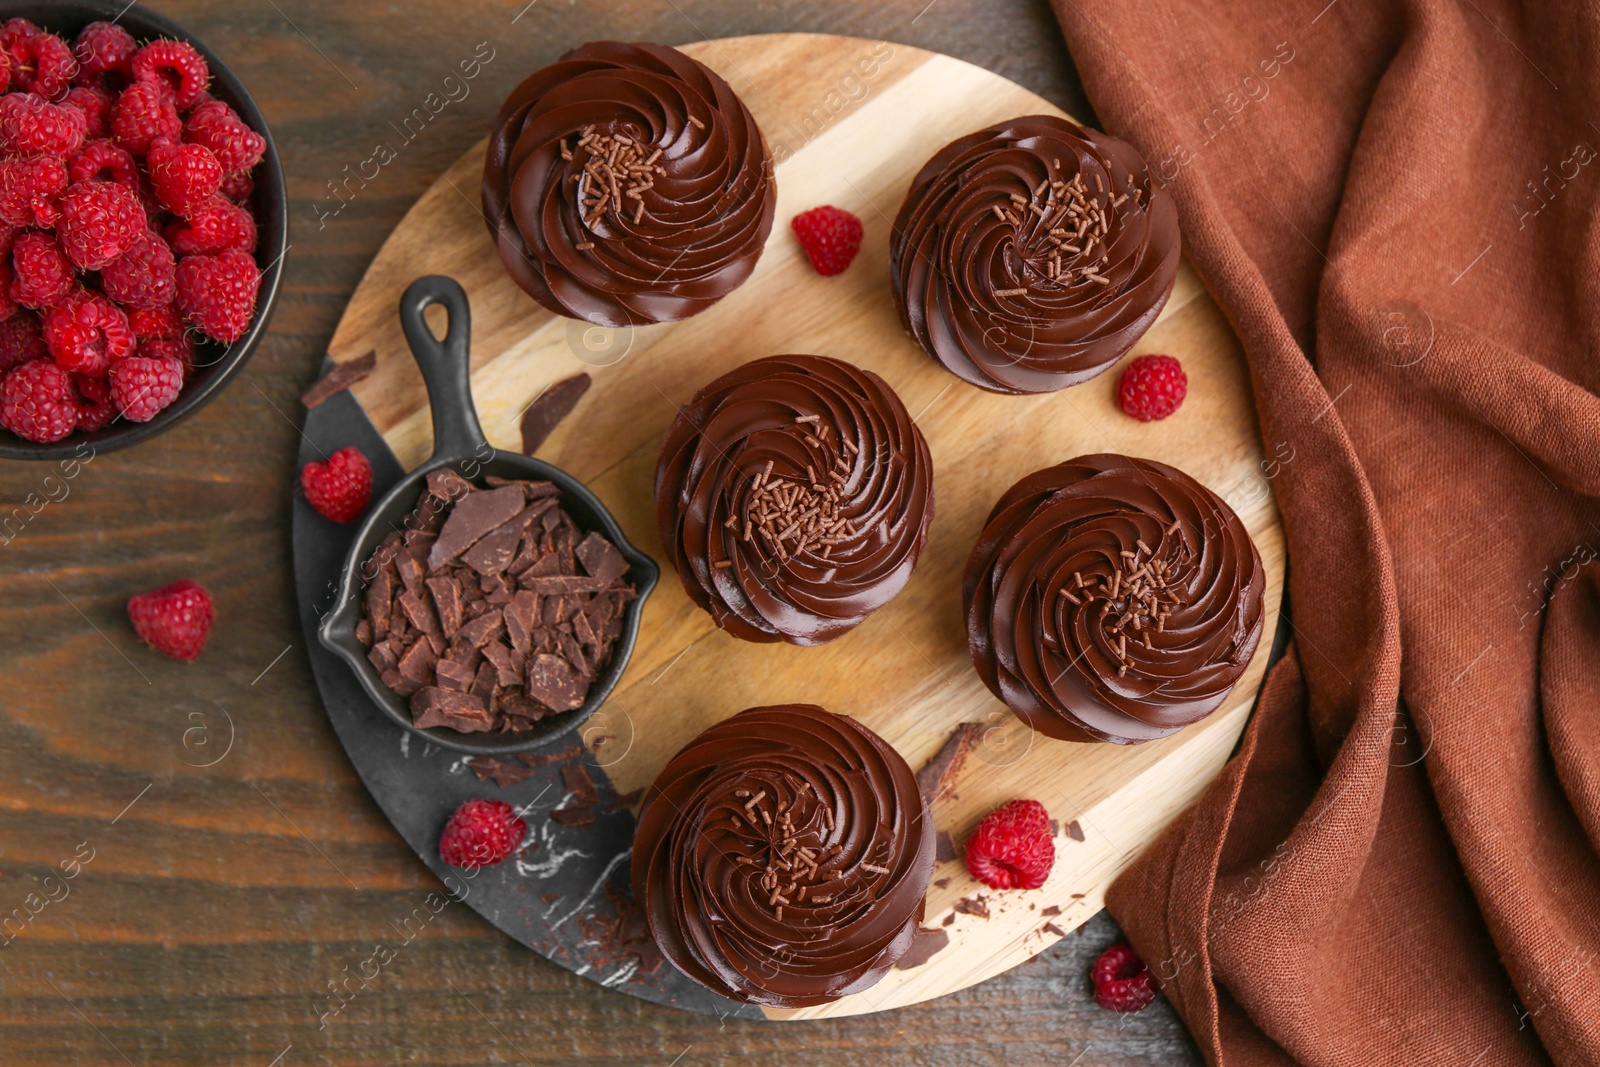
964,454,1264,744
890,116,1180,394
482,41,776,327
655,355,934,645
631,704,935,1007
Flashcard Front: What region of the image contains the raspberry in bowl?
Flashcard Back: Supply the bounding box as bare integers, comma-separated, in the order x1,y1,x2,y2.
0,2,285,461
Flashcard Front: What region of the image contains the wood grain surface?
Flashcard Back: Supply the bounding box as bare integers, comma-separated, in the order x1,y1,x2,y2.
0,1,1221,1063
327,32,1282,1021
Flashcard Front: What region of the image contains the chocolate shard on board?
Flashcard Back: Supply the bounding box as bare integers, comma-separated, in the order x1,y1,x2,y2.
893,927,949,970
429,485,525,569
300,349,377,408
561,762,598,804
519,373,592,454
469,755,537,787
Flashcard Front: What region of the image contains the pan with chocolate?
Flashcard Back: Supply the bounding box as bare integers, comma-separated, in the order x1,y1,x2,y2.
319,276,658,755
632,704,935,1007
654,355,934,645
890,116,1180,394
963,454,1264,744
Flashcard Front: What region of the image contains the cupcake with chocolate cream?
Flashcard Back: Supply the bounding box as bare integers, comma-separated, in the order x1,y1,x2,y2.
964,454,1264,744
891,115,1180,394
655,354,933,645
631,703,935,1007
483,41,776,326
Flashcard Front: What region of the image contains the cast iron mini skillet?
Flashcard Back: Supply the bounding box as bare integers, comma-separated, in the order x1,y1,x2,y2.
318,275,658,756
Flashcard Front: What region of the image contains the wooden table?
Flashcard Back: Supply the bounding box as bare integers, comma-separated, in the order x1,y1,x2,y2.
0,2,1201,1063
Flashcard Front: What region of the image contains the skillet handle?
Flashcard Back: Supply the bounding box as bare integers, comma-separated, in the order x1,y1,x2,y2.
399,275,488,462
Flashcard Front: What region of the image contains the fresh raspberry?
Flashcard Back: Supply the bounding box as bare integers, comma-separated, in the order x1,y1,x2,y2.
71,372,115,430
68,138,140,196
183,100,264,177
0,155,68,227
146,137,220,215
167,195,254,254
218,170,253,204
1116,354,1188,422
301,446,372,523
175,250,259,343
44,292,134,376
1091,942,1157,1013
0,309,45,372
74,22,137,81
790,205,864,276
0,19,40,54
0,92,87,157
131,40,210,111
0,52,11,95
965,799,1056,890
56,179,145,269
9,31,76,100
0,357,76,442
109,353,182,422
126,578,213,661
10,231,74,308
111,79,181,155
439,799,526,869
0,260,14,322
101,230,177,309
127,302,183,341
139,334,196,380
64,85,113,139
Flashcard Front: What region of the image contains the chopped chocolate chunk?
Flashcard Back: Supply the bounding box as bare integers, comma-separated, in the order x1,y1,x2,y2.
1066,820,1085,842
519,372,591,454
575,530,628,585
300,349,376,408
933,877,950,890
953,895,990,919
354,618,371,645
1040,905,1062,917
481,641,520,686
942,913,955,927
429,485,525,569
935,830,959,863
1042,922,1067,938
520,574,612,595
469,755,538,787
505,591,538,654
500,692,552,722
893,927,949,970
549,805,595,827
561,763,598,805
427,576,463,637
396,637,437,684
411,687,491,732
462,505,544,576
434,658,477,692
398,590,440,638
525,653,586,711
917,721,982,804
455,608,504,650
396,554,425,598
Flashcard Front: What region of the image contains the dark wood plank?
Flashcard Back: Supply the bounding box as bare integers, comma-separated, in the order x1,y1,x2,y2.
0,1,1193,1063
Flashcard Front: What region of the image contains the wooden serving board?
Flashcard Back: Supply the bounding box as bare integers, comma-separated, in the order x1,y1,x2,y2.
323,32,1283,1020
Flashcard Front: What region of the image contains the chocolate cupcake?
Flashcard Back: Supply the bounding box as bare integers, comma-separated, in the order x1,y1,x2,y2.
482,41,776,327
655,355,934,645
890,116,1180,394
632,704,935,1007
964,454,1264,744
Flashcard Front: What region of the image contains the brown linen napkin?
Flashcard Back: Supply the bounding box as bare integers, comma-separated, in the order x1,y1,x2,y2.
1049,1,1600,1062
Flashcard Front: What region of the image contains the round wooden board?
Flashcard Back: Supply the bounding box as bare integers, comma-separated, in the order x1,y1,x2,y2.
322,32,1284,1020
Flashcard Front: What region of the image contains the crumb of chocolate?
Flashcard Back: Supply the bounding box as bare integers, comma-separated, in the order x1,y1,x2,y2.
1040,905,1061,917
1042,922,1066,938
469,755,538,787
953,895,989,919
1066,820,1085,842
933,877,949,890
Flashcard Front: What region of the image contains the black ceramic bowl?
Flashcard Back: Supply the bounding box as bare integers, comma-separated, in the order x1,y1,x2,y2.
0,1,287,461
319,276,658,756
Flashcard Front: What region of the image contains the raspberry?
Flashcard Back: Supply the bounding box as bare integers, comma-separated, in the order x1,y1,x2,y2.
790,205,864,276
964,799,1055,890
0,309,45,372
102,230,177,309
1116,354,1187,422
127,302,183,341
0,51,10,95
126,578,213,661
175,250,259,343
1091,943,1157,1013
0,260,14,323
183,100,264,177
44,292,134,376
10,231,74,308
74,22,137,80
438,799,526,869
0,357,76,442
146,137,220,215
218,170,253,204
71,372,115,430
0,19,40,54
68,138,140,196
56,179,145,269
167,196,255,254
301,446,372,523
0,155,67,227
0,92,87,157
139,334,196,380
111,79,181,154
109,353,182,422
131,40,209,110
64,85,113,139
9,31,76,100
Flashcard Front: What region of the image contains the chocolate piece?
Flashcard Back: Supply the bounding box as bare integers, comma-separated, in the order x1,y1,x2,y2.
461,504,546,576
426,576,463,638
561,763,598,805
519,575,611,594
964,454,1265,743
549,805,595,827
469,755,538,787
483,41,776,326
354,618,371,645
1040,905,1062,917
520,373,591,454
367,642,398,673
429,486,524,569
300,349,377,408
481,641,520,686
575,531,628,585
935,830,959,864
426,468,475,505
397,590,439,639
1066,820,1085,842
890,116,1180,394
893,927,950,970
411,687,492,732
1042,922,1067,938
455,609,504,651
434,658,477,693
632,704,935,1008
396,638,436,684
953,895,990,919
396,554,425,598
656,355,934,646
933,877,950,890
916,721,982,804
525,654,585,712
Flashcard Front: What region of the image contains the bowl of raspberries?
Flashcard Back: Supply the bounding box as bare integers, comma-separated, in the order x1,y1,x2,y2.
0,2,285,459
